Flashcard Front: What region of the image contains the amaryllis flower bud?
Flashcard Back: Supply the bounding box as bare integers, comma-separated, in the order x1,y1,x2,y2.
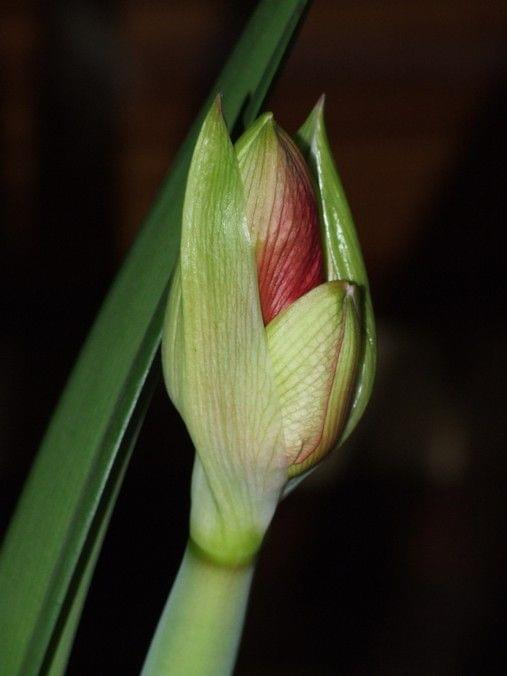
162,96,375,565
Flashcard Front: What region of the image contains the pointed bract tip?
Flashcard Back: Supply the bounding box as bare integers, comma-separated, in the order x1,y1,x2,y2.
254,111,276,135
343,282,362,317
212,92,223,110
344,282,357,298
328,279,357,297
258,110,274,124
311,94,326,127
234,110,277,159
295,95,327,150
201,94,226,132
303,94,326,127
197,94,229,147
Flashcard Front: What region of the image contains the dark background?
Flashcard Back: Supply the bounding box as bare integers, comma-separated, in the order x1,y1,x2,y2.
1,1,506,674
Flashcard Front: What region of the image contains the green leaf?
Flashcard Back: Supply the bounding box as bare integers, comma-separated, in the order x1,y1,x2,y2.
0,2,311,673
297,97,377,442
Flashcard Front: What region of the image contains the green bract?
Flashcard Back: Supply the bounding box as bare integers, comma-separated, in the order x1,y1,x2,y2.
297,97,377,441
162,97,376,566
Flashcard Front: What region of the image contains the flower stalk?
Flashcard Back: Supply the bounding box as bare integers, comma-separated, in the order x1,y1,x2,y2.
141,545,253,676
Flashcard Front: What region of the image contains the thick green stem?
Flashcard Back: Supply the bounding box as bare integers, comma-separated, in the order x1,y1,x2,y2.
141,542,254,676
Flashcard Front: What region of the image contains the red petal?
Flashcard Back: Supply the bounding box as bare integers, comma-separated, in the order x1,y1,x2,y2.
256,127,323,324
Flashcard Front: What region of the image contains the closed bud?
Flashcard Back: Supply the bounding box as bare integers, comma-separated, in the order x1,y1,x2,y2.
162,96,375,565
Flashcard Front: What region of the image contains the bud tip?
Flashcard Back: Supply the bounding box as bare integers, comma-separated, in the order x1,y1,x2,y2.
316,93,326,112
212,92,223,113
345,282,356,298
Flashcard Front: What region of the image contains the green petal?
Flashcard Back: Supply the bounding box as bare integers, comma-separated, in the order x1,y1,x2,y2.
266,281,361,478
297,98,377,441
162,98,285,565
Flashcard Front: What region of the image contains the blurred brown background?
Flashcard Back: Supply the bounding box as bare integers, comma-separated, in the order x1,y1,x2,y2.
1,1,506,674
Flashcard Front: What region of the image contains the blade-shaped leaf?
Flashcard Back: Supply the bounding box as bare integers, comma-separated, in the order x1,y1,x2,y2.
0,2,311,673
44,358,160,676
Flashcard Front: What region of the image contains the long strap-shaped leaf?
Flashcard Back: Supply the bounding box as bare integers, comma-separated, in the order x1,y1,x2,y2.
0,2,310,674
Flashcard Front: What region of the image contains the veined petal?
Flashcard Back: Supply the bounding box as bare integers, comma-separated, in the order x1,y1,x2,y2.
163,98,286,565
266,280,361,477
236,113,324,324
297,97,376,442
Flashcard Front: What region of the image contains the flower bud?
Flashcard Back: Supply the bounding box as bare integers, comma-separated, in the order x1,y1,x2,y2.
162,96,375,564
